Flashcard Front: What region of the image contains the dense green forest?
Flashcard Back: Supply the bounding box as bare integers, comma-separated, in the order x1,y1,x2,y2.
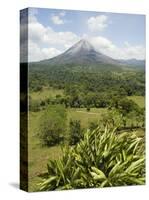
29,64,145,109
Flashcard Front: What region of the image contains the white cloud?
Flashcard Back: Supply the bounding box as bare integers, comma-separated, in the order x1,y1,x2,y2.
28,40,61,62
28,41,43,61
42,47,61,58
119,43,145,60
42,29,79,47
59,11,66,16
28,12,80,62
29,21,46,43
25,10,145,62
90,36,115,50
88,36,145,60
51,15,64,25
51,11,66,25
87,15,108,32
50,11,72,25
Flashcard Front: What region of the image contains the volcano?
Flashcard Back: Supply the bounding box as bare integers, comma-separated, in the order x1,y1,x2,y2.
33,39,145,70
40,39,119,66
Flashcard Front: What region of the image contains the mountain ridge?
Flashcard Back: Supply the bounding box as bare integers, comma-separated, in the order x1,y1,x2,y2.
32,39,145,70
39,39,120,66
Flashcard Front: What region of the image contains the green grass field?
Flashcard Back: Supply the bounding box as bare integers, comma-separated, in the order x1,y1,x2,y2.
28,91,145,191
127,96,145,108
30,87,64,101
28,111,63,191
67,108,107,127
28,107,107,191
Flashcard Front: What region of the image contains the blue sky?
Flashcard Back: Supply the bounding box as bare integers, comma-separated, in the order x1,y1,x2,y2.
27,7,145,61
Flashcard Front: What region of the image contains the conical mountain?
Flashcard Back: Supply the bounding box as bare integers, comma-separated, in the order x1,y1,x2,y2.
40,39,119,66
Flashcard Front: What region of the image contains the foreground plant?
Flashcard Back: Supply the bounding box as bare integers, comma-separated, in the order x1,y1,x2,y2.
38,126,145,191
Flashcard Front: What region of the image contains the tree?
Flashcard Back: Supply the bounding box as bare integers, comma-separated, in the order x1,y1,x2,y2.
127,107,145,128
69,120,82,145
108,97,144,128
38,105,67,146
110,97,139,115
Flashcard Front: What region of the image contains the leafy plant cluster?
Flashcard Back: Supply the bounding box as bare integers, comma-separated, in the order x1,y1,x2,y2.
38,126,145,190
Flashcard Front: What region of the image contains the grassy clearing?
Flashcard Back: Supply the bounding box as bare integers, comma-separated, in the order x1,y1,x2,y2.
28,92,145,191
28,107,145,191
28,111,63,191
127,96,145,108
67,108,107,128
30,87,64,101
28,107,106,191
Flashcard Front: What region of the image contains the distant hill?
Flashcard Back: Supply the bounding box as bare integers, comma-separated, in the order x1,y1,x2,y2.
117,59,145,69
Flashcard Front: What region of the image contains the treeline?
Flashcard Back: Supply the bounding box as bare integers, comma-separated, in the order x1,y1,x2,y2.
29,90,144,113
29,67,145,111
29,68,145,96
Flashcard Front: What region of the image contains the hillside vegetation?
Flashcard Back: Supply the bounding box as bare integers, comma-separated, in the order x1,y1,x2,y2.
27,54,145,191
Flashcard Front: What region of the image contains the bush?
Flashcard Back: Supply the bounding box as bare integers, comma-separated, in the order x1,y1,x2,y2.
100,110,123,129
29,99,41,112
110,97,140,116
40,100,47,107
86,106,90,112
107,97,145,128
38,105,67,146
69,120,82,145
39,126,145,190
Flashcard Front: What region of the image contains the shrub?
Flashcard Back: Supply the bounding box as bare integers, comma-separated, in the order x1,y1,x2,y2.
100,110,123,129
109,97,140,116
86,106,90,112
39,126,145,190
38,105,67,146
40,100,47,107
29,99,41,112
108,97,145,128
